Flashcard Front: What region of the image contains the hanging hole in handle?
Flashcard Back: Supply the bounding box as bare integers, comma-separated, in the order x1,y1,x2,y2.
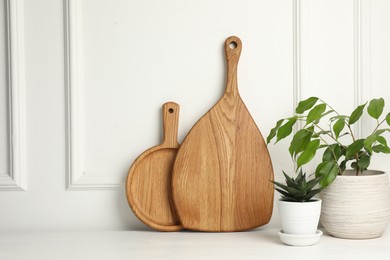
229,41,237,49
168,108,174,113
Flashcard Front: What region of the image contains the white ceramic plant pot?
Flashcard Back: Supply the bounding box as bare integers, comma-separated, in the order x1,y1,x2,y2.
321,170,390,239
278,199,321,235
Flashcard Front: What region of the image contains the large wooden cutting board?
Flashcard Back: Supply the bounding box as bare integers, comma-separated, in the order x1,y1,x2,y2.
126,102,182,231
171,36,274,232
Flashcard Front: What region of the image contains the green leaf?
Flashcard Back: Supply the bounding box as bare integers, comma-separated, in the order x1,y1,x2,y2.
297,139,320,169
315,161,339,188
333,118,345,139
296,97,319,114
306,104,327,125
346,139,365,158
339,132,350,138
363,134,388,153
340,160,347,173
306,176,323,190
374,129,390,136
282,171,300,189
322,144,342,162
271,181,289,192
312,130,331,138
322,146,333,162
330,115,348,122
289,128,312,158
357,155,370,171
318,110,335,121
367,98,385,119
386,113,390,126
363,134,377,153
376,136,388,146
340,145,347,156
275,188,291,198
295,169,304,183
323,110,334,117
267,119,284,144
276,118,297,143
305,188,323,200
333,145,342,160
372,144,390,154
349,103,367,125
287,186,301,196
351,161,357,170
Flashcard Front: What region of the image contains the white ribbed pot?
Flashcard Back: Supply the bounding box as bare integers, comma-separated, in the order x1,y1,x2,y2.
321,170,390,239
278,199,321,235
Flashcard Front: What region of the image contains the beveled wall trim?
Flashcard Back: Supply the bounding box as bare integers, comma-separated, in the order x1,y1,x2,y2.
292,0,301,131
354,0,372,137
64,0,121,190
0,0,27,191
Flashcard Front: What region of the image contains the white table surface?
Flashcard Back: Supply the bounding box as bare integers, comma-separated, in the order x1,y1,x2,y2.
1,228,389,260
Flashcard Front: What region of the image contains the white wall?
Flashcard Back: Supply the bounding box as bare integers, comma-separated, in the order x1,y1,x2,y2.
0,0,389,231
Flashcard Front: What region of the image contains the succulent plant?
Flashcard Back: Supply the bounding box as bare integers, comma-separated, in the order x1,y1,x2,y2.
272,170,323,202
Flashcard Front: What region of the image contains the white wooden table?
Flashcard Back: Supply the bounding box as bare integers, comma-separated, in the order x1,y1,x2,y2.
1,228,389,260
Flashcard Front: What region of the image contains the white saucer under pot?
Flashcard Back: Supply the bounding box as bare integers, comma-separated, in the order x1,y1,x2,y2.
279,230,323,246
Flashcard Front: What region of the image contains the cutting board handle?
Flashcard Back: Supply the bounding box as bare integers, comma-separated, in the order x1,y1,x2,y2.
224,36,242,96
162,102,180,148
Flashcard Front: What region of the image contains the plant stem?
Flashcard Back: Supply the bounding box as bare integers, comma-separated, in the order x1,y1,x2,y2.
312,122,344,146
346,124,356,142
319,99,340,116
345,124,359,175
371,118,386,135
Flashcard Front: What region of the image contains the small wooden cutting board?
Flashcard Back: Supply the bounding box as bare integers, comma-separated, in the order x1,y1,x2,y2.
126,102,182,231
171,36,274,232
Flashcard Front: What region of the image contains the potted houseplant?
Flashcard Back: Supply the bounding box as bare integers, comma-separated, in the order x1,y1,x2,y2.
267,97,390,239
272,170,323,246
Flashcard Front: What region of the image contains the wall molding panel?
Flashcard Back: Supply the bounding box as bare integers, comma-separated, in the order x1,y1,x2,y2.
292,0,301,132
64,0,373,190
64,0,121,190
294,0,371,137
354,0,373,137
0,0,27,191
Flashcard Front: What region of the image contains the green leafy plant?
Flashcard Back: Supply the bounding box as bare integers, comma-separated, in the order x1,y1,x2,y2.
272,170,322,202
267,97,390,188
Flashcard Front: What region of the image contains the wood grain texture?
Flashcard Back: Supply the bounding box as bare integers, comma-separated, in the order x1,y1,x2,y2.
126,102,182,231
172,36,274,232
